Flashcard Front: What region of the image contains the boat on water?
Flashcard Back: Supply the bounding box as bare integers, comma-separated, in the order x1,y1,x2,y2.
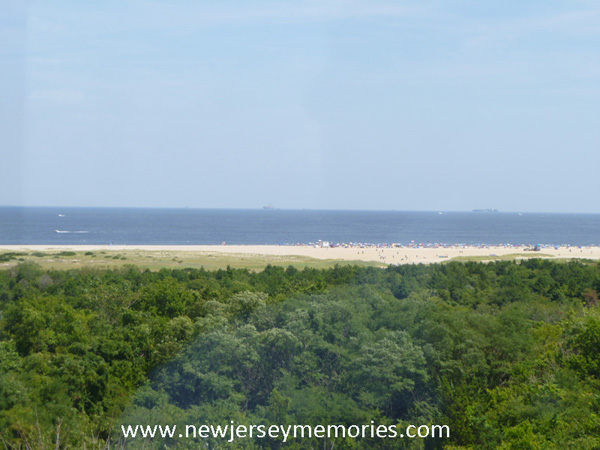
55,230,89,233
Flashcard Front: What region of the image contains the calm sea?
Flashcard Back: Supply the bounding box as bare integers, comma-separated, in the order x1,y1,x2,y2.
1,207,600,246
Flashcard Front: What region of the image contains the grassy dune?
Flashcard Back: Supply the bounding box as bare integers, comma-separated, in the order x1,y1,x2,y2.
449,252,554,262
0,249,386,271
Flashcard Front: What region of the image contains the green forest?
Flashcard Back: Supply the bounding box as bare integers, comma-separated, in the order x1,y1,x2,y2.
1,259,599,449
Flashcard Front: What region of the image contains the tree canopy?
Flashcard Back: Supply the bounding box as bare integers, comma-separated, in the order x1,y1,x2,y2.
1,260,599,448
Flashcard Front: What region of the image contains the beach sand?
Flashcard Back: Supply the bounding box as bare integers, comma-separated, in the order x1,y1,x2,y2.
1,244,600,265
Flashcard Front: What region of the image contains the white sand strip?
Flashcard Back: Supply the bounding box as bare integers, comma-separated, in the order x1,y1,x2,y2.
1,244,600,265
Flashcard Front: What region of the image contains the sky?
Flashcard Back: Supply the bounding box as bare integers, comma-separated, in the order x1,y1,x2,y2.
1,0,599,212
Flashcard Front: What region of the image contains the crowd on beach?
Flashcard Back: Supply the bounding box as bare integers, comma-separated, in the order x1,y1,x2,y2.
294,241,592,250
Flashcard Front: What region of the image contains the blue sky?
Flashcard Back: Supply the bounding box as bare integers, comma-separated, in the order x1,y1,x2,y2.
1,0,599,211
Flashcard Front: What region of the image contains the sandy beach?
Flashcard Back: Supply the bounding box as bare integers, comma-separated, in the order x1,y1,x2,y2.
2,244,600,265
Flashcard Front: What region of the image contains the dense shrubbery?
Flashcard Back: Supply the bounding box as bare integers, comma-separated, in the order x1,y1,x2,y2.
1,260,599,448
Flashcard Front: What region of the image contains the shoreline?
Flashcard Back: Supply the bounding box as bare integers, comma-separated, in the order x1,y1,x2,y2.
2,244,600,265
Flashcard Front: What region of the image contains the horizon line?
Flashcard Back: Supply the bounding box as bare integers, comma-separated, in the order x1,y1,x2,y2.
1,205,599,215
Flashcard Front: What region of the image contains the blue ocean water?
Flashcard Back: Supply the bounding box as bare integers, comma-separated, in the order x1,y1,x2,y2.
1,207,599,246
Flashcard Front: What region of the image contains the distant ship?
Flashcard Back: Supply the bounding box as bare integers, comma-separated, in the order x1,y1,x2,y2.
262,205,276,210
472,208,499,213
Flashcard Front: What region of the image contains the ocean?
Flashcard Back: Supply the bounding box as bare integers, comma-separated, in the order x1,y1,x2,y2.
1,207,600,246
